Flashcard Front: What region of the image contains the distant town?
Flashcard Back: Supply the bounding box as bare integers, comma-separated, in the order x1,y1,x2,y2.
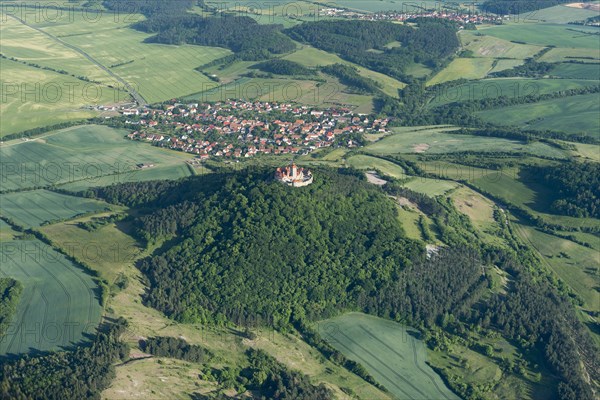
319,8,507,26
116,101,390,160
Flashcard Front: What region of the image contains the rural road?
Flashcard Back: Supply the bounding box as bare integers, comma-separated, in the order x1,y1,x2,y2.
7,14,148,106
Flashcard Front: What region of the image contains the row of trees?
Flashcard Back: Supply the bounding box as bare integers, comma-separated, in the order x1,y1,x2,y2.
321,63,382,94
0,278,22,339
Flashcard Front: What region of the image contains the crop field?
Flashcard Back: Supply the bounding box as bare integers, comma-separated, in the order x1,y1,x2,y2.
489,59,525,74
0,238,102,355
403,177,460,196
477,92,600,139
516,4,600,24
429,77,597,106
346,155,407,179
550,63,600,80
539,47,600,62
0,125,194,192
0,190,111,227
3,8,231,105
427,58,495,85
364,126,568,158
318,312,460,400
478,23,600,49
0,58,125,136
459,31,544,60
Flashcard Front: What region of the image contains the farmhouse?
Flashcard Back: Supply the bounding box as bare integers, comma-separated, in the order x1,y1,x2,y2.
275,163,313,187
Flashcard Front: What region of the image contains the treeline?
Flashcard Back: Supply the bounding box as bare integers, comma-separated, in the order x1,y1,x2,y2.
0,278,22,339
133,15,295,60
0,318,130,400
321,63,382,94
285,19,459,81
526,162,600,218
197,348,333,399
253,59,315,76
103,0,194,17
140,336,213,363
490,59,554,78
481,0,571,14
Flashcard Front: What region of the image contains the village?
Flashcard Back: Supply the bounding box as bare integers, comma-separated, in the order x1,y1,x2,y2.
319,7,506,26
118,100,390,160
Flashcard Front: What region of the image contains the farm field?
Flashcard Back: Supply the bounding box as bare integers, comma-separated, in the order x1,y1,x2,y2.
364,126,568,158
0,58,125,136
0,238,102,355
516,4,600,24
489,59,525,74
335,0,442,12
478,23,600,49
427,58,495,85
0,125,194,192
549,63,600,80
345,155,407,179
403,177,460,196
539,47,600,62
459,30,543,60
0,190,111,227
477,92,600,138
318,312,460,400
429,77,597,106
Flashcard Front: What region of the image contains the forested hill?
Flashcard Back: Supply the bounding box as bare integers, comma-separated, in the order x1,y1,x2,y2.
133,15,295,60
88,169,424,326
285,19,459,81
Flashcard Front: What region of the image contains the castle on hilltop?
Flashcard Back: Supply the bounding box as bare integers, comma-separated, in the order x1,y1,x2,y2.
275,162,313,187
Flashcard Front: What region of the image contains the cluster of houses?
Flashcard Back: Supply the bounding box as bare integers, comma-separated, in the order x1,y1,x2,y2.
319,8,506,26
122,101,390,159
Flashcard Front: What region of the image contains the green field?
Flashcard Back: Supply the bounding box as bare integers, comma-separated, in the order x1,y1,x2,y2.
319,312,460,400
539,47,600,63
0,58,126,136
429,78,598,106
0,125,194,192
403,177,460,196
428,58,495,85
550,63,600,80
516,4,600,24
346,155,407,179
364,126,568,158
479,23,600,49
460,30,544,60
0,190,111,227
0,239,102,355
335,0,442,12
477,92,600,138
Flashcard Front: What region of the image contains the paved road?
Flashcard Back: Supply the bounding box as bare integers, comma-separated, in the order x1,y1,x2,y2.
8,14,147,106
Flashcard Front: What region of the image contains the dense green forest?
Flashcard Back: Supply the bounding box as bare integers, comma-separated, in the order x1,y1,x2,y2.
0,278,22,339
0,318,130,399
285,19,459,81
96,169,423,327
253,59,315,76
526,162,600,218
134,15,295,60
